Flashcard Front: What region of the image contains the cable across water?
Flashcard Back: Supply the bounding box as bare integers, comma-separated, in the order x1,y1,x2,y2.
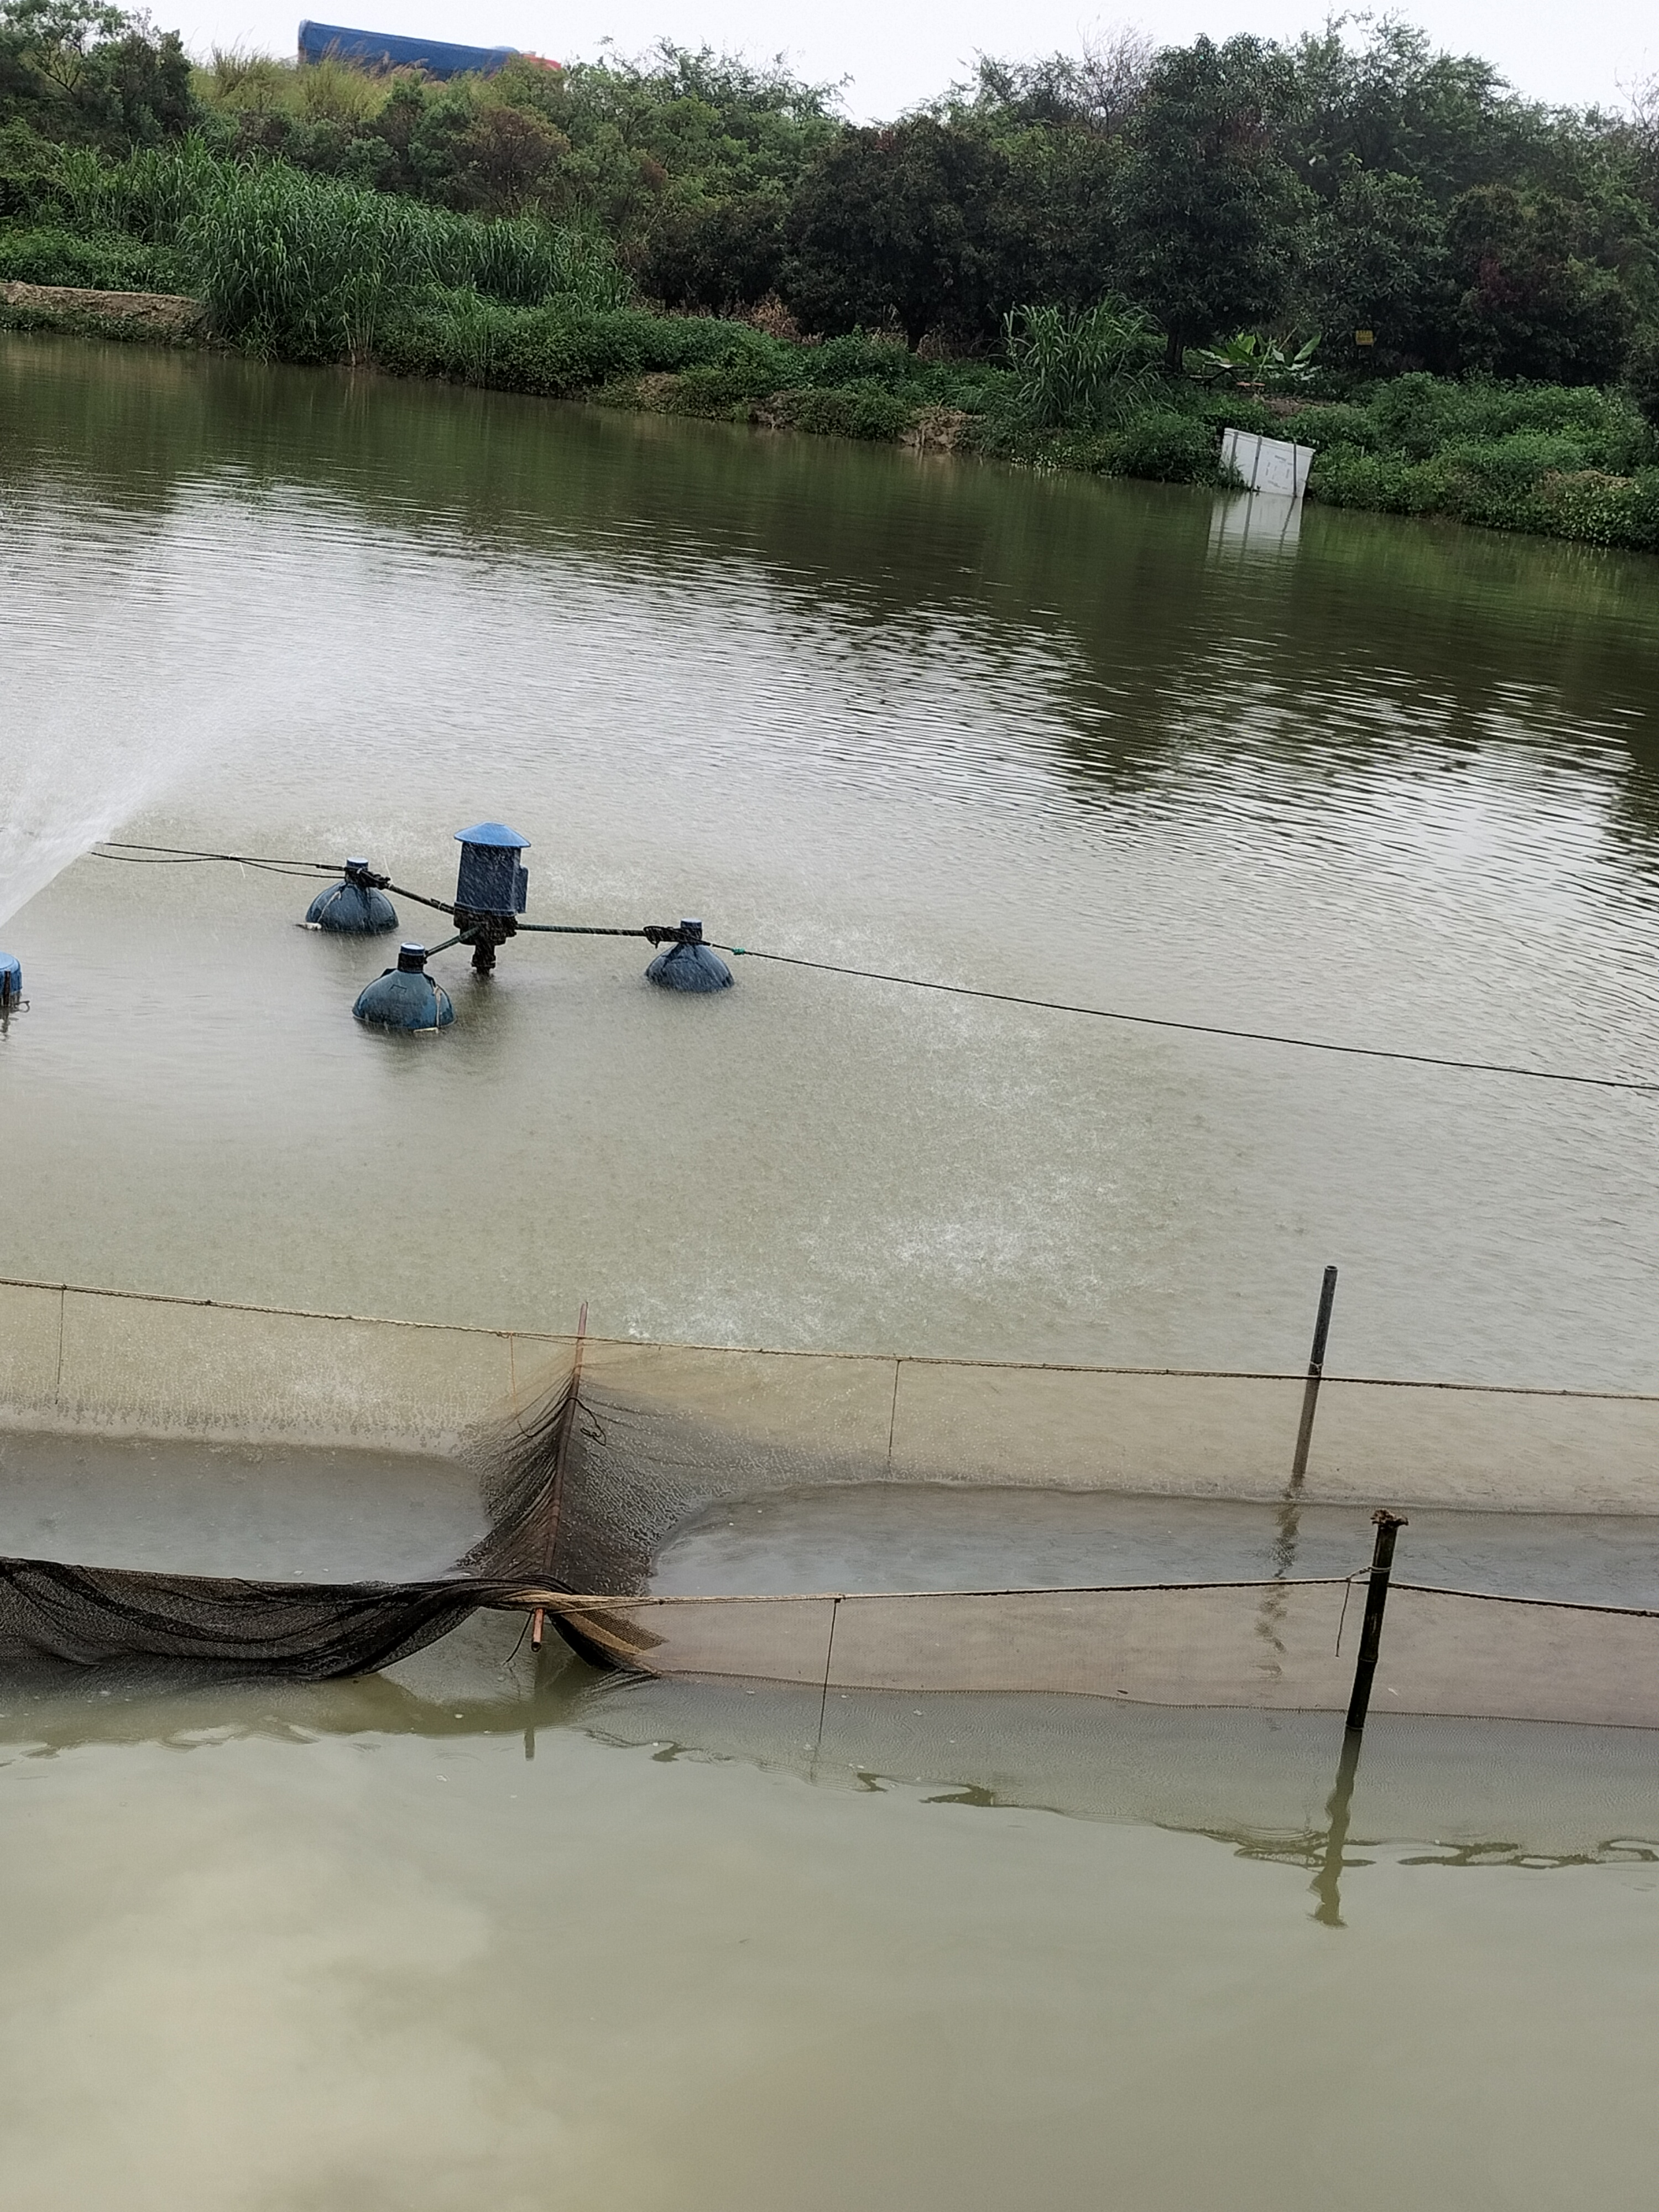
707,945,1659,1096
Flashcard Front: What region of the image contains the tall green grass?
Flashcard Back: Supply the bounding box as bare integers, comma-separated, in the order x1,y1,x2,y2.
180,163,629,358
1002,300,1157,430
29,144,630,359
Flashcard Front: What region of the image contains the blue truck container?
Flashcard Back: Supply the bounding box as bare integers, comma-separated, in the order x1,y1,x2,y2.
298,20,523,77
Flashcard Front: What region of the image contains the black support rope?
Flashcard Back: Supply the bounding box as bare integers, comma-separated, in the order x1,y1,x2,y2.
709,944,1659,1096
94,841,336,883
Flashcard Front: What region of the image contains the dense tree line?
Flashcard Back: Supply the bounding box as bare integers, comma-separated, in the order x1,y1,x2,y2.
2,0,1657,409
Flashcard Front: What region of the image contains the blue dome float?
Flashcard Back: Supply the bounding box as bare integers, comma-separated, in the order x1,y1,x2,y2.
353,944,454,1031
305,858,398,935
647,919,733,993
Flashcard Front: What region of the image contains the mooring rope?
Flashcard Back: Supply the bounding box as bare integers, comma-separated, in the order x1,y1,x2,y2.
82,841,1657,1094
94,840,335,881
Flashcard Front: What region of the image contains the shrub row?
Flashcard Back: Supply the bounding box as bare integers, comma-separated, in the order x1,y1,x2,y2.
1311,445,1659,549
0,222,182,289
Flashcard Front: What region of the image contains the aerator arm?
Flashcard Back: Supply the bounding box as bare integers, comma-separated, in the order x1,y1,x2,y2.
338,860,707,948
514,921,705,946
337,858,456,919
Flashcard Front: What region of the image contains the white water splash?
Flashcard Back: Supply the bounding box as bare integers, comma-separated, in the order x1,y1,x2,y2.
2,785,166,931
0,501,207,930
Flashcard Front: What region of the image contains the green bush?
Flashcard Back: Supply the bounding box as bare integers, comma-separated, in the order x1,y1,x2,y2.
1275,401,1378,450
790,331,919,390
1535,468,1659,550
1310,440,1659,550
1307,447,1426,512
1108,408,1219,482
1363,372,1651,471
0,222,177,288
474,305,647,393
764,383,916,439
1193,391,1279,439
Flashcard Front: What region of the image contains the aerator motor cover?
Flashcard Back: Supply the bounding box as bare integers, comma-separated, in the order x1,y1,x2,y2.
454,823,529,917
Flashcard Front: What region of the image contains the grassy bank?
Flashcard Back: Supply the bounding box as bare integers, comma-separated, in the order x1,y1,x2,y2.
3,148,1657,555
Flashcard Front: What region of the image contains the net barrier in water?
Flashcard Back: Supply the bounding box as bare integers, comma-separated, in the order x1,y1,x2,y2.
0,1373,582,1679
532,1582,1659,1729
2,1279,1659,1716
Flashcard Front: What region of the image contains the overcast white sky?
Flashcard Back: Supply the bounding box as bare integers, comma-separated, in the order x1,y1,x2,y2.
167,0,1656,122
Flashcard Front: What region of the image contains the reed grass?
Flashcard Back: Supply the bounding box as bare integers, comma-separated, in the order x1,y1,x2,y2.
31,147,632,359
191,48,400,124
194,47,304,117
1002,299,1158,430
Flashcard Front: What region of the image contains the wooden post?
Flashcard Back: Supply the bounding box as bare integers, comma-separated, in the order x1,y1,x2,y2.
1290,1265,1338,1487
1345,1509,1407,1733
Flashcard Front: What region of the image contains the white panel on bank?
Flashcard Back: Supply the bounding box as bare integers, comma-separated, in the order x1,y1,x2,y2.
1221,427,1316,498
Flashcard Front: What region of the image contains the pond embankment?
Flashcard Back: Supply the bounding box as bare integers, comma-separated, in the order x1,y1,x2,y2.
5,271,1657,557
0,280,204,342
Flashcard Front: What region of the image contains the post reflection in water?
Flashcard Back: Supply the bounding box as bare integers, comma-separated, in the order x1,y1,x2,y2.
1312,1726,1367,1928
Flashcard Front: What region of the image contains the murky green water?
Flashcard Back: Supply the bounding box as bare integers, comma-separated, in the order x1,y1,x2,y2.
4,334,1659,2208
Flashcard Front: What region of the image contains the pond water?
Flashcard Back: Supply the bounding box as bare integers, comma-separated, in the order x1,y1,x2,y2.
3,333,1657,1381
3,332,1659,2210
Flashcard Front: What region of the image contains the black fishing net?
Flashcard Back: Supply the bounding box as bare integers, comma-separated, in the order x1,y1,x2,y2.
0,1374,582,1681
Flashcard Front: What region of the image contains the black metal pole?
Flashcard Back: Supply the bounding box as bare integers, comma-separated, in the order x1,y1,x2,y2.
1290,1264,1338,1486
1344,1509,1407,1734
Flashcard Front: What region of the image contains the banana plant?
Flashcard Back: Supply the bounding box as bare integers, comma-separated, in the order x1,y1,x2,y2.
1192,331,1321,388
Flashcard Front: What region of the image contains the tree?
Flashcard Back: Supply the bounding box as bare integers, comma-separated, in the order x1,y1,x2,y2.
0,0,190,146
1303,167,1453,368
783,119,1007,347
1,0,128,95
1286,20,1527,206
1114,36,1312,366
1448,185,1632,382
452,101,569,215
639,194,785,311
952,31,1153,134
985,124,1122,315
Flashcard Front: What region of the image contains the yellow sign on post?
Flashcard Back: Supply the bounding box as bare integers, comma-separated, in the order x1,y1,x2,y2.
1355,328,1376,346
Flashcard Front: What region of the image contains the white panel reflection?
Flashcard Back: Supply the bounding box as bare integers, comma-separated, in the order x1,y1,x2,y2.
1208,489,1302,560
